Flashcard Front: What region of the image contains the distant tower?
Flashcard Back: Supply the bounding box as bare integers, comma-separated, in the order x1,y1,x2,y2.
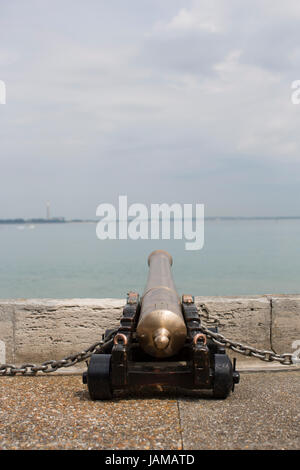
46,201,50,220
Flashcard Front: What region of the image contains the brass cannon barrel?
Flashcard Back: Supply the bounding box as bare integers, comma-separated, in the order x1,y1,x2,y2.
136,250,187,358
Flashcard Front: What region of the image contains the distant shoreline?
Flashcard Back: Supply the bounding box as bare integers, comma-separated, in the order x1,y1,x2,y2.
0,218,93,224
1,216,300,225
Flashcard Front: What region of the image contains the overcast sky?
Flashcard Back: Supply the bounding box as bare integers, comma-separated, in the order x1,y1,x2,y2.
0,0,300,218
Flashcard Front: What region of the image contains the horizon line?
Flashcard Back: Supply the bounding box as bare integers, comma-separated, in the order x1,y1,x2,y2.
1,215,300,223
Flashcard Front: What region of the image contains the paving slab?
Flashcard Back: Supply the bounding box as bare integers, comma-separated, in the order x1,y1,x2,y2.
0,371,299,450
179,371,300,450
0,376,181,450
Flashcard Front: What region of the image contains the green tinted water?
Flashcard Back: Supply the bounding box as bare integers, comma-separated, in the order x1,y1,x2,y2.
0,219,299,298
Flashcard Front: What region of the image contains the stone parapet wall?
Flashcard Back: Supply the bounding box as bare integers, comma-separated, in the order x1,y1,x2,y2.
0,295,299,364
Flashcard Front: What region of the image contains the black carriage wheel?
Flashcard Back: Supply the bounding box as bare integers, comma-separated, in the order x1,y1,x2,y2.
87,354,113,400
213,354,233,399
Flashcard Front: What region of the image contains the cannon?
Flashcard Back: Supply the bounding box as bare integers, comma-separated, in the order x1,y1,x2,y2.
83,250,240,399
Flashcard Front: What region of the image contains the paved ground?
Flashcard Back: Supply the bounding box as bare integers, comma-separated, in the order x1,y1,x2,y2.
0,371,299,450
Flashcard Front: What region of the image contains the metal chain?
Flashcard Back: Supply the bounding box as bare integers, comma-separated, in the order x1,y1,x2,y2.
197,305,297,364
198,324,296,364
0,339,106,376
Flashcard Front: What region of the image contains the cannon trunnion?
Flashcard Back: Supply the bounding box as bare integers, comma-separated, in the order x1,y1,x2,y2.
83,250,240,399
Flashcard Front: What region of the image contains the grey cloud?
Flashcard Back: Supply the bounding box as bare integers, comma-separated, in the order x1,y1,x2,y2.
137,32,230,76
137,0,300,77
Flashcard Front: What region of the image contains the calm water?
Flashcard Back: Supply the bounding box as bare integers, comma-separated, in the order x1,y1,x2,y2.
0,219,300,298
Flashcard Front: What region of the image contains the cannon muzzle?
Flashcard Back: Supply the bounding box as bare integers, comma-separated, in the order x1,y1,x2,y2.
136,250,187,358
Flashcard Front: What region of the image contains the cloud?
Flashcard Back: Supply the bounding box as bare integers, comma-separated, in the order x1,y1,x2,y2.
157,8,218,33
0,0,300,218
153,0,227,34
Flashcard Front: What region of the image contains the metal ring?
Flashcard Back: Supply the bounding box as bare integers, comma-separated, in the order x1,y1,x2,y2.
113,333,128,345
193,333,207,345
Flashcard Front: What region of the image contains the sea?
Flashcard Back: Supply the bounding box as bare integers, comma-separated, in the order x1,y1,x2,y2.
0,218,300,299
